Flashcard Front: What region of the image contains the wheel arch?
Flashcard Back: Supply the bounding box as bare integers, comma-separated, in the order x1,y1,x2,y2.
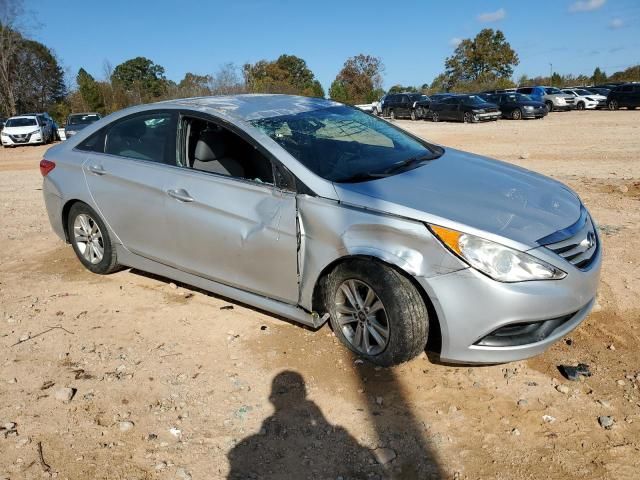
61,198,84,242
310,254,443,354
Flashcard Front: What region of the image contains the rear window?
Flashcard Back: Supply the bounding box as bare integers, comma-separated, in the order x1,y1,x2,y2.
517,87,533,94
5,117,37,127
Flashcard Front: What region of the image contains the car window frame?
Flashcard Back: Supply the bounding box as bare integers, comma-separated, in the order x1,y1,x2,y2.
177,110,301,194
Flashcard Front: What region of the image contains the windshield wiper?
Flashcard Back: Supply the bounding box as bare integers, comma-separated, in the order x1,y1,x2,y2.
337,172,390,183
383,154,433,174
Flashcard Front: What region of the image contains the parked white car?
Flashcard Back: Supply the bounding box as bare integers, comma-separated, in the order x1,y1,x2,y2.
1,115,52,147
371,95,386,116
561,88,606,110
354,103,375,113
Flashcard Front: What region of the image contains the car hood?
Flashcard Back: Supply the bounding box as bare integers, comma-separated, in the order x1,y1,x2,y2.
2,126,40,135
517,101,546,108
65,123,91,131
332,148,582,249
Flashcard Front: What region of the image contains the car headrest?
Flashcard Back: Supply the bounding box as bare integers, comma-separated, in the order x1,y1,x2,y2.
194,129,226,162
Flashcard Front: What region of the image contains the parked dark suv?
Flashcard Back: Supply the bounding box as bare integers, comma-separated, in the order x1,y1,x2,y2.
607,83,640,110
481,93,547,120
383,93,431,120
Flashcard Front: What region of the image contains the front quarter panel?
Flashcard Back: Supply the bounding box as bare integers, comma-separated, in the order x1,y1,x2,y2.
296,195,467,310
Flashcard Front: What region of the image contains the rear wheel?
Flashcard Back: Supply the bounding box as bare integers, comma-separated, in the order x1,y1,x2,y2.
463,112,473,123
545,101,554,112
410,109,417,121
608,100,618,110
577,101,585,111
325,259,429,366
68,202,120,274
511,108,522,120
389,109,395,120
431,111,440,122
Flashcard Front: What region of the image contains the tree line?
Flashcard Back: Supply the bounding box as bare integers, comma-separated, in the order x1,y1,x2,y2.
1,3,639,123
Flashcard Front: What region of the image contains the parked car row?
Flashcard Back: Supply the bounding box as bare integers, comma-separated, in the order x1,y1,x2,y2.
1,112,102,148
360,82,640,123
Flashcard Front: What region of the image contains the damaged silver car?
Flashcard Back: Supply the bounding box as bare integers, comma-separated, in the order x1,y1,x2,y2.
41,95,601,366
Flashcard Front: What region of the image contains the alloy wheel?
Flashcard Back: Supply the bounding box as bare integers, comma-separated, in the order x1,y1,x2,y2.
334,279,390,356
73,213,104,264
411,110,416,121
432,112,439,122
390,110,395,120
463,112,472,123
608,100,618,110
512,109,521,120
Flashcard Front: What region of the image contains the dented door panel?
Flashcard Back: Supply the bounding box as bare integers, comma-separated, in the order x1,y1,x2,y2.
296,195,467,310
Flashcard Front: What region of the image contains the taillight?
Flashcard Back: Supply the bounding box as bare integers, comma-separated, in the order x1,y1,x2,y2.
40,159,56,176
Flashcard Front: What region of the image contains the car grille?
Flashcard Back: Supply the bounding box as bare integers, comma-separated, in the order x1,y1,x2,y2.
565,98,575,104
541,209,598,270
9,134,31,143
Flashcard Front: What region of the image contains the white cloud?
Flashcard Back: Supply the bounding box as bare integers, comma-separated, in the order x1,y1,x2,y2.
477,8,506,23
569,0,606,13
609,18,624,29
449,37,463,47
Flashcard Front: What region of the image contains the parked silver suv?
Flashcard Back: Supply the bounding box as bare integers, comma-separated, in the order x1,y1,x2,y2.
40,95,601,366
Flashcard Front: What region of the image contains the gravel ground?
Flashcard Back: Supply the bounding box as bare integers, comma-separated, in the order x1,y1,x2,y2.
0,110,639,480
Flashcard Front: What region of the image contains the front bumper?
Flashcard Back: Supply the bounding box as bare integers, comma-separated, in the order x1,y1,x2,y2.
417,244,601,364
474,112,501,121
1,133,43,146
521,108,547,118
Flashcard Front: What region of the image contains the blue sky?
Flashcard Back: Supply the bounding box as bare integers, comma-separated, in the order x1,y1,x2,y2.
24,0,640,91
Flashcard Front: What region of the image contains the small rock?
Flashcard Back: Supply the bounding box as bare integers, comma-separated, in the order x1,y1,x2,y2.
618,185,629,194
176,467,192,480
7,378,17,384
119,421,135,432
169,427,182,439
597,399,612,408
18,334,29,342
608,344,616,351
519,152,530,160
54,387,76,403
169,283,177,289
517,399,528,407
592,303,602,313
556,385,570,394
511,428,521,436
542,415,556,423
372,447,396,465
598,416,614,429
155,462,167,471
616,380,626,387
4,422,17,430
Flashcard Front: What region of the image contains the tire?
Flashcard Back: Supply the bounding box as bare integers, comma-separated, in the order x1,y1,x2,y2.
463,112,473,123
608,100,618,110
431,111,439,122
545,101,553,112
410,109,417,121
389,109,395,120
325,259,429,366
577,102,585,111
67,202,120,274
511,108,522,120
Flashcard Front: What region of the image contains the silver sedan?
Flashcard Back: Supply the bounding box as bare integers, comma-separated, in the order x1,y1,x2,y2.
40,95,601,366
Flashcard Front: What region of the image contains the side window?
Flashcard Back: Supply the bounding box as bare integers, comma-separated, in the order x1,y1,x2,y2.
105,112,177,165
621,85,632,92
183,117,274,185
76,130,106,153
519,88,533,94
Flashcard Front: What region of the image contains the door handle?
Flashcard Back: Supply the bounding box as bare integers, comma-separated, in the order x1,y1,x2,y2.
167,189,194,203
88,165,106,175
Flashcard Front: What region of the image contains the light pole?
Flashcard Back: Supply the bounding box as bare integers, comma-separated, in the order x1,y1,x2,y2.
549,63,553,85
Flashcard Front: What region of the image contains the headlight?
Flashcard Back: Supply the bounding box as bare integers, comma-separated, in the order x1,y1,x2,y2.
0,131,8,137
524,105,534,110
29,129,41,135
557,98,566,104
429,225,566,282
475,109,485,114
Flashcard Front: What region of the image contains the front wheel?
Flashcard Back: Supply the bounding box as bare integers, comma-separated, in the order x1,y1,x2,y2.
463,112,473,123
545,101,553,112
389,109,395,120
576,102,585,111
431,111,440,122
410,109,417,121
68,202,120,274
325,259,429,366
608,100,618,110
511,108,522,120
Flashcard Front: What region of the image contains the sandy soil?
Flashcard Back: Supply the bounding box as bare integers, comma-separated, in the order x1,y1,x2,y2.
1,111,639,480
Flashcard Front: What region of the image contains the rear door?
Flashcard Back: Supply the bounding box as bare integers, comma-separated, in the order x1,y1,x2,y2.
82,110,179,263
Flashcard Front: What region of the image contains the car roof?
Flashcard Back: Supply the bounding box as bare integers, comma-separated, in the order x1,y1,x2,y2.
157,94,342,121
7,115,37,120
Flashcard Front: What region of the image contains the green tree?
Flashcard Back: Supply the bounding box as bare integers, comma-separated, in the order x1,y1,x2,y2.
592,67,607,85
388,84,418,94
76,68,104,112
444,29,518,88
111,56,167,101
177,72,212,97
328,54,384,104
243,54,324,97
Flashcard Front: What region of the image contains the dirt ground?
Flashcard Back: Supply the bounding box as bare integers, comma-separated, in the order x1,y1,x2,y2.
1,110,639,480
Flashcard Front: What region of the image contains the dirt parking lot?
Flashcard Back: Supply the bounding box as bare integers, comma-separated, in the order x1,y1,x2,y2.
1,110,639,480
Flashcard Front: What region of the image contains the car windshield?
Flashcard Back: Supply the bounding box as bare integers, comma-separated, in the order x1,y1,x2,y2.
505,93,533,102
464,95,488,105
410,94,430,102
5,117,37,127
251,105,442,183
545,87,563,94
68,114,100,125
574,89,593,96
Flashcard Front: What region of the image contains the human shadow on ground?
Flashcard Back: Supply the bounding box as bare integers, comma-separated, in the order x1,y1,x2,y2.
227,369,444,480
